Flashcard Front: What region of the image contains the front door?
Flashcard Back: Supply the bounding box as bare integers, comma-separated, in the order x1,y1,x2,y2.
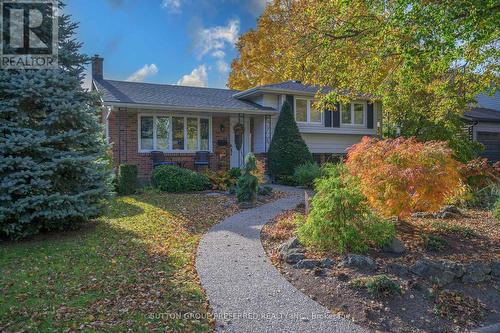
230,115,251,168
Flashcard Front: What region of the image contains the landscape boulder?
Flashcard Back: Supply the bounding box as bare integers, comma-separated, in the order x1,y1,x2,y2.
340,254,376,271
293,259,320,269
319,258,334,268
279,237,305,264
385,263,409,277
462,262,491,283
491,261,500,277
412,205,462,219
409,259,457,286
382,238,406,254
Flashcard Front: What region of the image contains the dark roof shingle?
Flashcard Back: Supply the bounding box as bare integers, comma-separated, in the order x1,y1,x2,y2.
93,79,276,112
464,107,500,123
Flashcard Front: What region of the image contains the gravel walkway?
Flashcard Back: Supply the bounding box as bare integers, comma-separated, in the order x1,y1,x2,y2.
196,185,366,333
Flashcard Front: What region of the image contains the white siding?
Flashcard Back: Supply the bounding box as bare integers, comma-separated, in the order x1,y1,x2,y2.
253,116,266,153
261,94,279,109
473,122,500,140
301,133,368,154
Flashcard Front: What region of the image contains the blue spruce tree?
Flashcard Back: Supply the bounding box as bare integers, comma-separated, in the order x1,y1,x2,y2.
0,3,113,239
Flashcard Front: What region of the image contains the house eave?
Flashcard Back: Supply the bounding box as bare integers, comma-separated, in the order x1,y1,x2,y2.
233,87,376,100
101,101,278,115
233,87,317,99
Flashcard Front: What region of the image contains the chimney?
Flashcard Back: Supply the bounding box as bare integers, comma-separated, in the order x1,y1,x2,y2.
91,55,103,80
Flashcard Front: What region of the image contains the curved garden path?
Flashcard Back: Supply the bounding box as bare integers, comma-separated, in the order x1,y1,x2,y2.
196,185,366,333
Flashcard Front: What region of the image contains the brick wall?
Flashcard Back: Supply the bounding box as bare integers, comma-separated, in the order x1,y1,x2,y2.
107,108,231,181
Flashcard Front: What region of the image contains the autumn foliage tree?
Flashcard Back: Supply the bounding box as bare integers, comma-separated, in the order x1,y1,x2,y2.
228,0,499,161
346,137,462,218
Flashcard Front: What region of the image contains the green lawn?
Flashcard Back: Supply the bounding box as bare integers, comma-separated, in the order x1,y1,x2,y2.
0,191,239,332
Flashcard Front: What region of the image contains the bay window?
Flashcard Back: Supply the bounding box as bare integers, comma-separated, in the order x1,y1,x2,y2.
294,98,322,124
140,116,154,150
172,117,185,150
156,117,170,150
341,102,366,126
139,114,211,152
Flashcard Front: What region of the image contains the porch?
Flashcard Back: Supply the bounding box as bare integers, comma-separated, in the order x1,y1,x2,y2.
106,107,274,181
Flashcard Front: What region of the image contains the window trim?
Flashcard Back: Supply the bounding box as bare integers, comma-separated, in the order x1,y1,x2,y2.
340,101,367,127
138,113,212,153
294,97,323,124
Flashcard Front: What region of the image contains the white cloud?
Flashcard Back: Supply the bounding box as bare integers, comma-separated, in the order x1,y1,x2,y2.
216,60,229,74
177,65,208,87
162,0,182,13
126,64,158,82
211,50,226,59
195,19,240,58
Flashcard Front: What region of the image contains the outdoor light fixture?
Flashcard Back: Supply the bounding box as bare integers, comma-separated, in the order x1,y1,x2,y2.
220,124,225,132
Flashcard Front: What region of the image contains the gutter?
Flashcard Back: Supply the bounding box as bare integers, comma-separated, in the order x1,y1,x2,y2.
101,101,279,116
233,87,375,100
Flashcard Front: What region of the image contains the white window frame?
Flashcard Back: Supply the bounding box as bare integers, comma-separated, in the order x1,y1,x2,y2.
294,97,323,124
340,101,367,127
138,113,212,153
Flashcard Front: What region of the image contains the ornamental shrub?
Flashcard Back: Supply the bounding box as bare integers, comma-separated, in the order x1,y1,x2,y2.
494,198,500,221
206,170,239,191
236,153,259,204
152,165,210,192
459,158,499,209
346,137,462,218
118,164,138,195
267,101,313,178
252,158,266,185
0,10,112,239
228,167,242,179
298,164,395,253
293,162,321,187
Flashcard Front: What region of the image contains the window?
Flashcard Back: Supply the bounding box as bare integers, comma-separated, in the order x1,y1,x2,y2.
310,104,322,123
156,117,170,150
294,98,322,124
139,115,211,152
172,117,185,150
140,116,154,150
295,99,307,122
187,118,198,150
341,104,351,124
200,118,209,150
341,102,366,126
353,103,364,125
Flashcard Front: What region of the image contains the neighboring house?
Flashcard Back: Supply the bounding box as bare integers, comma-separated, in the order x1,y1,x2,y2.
463,91,500,162
91,56,381,181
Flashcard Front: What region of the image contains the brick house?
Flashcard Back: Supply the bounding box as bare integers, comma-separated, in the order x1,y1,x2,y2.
92,56,382,182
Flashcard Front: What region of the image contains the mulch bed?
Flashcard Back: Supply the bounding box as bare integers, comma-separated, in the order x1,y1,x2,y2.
261,206,500,333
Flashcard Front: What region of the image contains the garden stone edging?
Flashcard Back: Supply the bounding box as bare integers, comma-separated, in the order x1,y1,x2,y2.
411,205,463,219
196,185,366,333
410,259,498,286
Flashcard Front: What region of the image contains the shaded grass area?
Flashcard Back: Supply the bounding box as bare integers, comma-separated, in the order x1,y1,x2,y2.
0,191,239,332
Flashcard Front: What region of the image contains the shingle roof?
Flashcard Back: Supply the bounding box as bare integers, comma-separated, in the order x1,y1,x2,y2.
233,80,373,99
259,80,330,94
475,91,500,111
93,79,276,112
464,107,500,123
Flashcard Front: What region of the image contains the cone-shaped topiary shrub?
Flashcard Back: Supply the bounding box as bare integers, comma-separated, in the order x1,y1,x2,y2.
237,153,259,205
0,8,113,239
267,101,312,180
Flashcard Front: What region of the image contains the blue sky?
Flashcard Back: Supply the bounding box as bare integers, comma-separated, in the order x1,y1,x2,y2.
65,0,267,89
